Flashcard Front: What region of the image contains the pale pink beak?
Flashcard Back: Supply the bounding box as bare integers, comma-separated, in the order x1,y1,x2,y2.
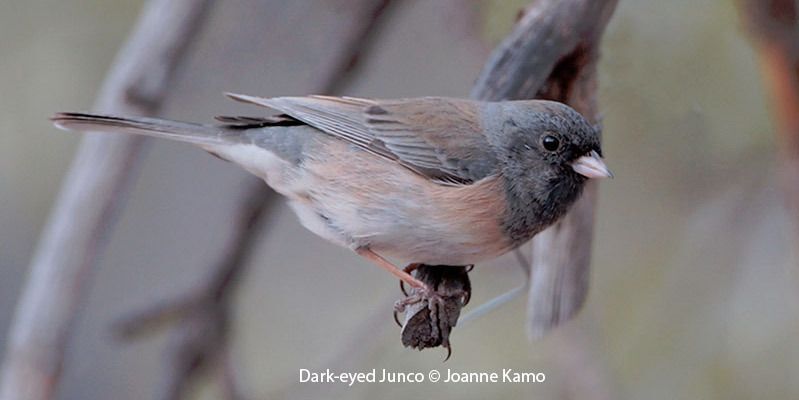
571,150,613,179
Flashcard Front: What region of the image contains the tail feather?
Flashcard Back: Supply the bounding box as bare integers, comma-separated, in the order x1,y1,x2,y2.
51,112,240,145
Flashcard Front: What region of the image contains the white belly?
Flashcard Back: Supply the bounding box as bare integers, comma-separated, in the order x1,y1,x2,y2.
287,198,511,265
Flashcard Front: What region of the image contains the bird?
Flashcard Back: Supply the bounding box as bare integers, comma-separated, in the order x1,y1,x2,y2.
52,93,612,304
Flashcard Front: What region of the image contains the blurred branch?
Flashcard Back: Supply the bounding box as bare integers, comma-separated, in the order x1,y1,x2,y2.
551,324,614,400
0,1,214,399
739,0,799,241
113,184,274,400
473,0,618,339
276,296,395,399
112,1,397,399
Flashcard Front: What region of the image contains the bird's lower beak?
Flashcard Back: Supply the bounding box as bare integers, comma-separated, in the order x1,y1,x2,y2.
571,150,614,179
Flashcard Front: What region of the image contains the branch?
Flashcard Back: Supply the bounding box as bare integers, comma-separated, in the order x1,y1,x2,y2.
0,1,213,399
739,0,799,240
275,297,395,398
113,184,275,400
472,0,618,338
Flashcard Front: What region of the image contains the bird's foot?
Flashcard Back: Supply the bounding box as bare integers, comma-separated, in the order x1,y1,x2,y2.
393,264,470,326
393,264,472,359
393,283,468,314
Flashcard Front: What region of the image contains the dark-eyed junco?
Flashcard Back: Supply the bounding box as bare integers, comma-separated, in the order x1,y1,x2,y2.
52,94,612,302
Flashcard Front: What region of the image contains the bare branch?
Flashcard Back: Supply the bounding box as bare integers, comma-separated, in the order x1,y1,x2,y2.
472,0,617,102
472,0,618,338
0,1,213,399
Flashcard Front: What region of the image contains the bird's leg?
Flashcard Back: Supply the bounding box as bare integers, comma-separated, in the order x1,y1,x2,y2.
355,247,428,290
353,248,445,315
392,263,426,326
399,263,423,296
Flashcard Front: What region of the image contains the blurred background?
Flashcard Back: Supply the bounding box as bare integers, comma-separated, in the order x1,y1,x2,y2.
1,0,797,399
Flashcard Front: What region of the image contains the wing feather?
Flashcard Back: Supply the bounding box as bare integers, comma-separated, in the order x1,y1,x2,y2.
226,93,498,184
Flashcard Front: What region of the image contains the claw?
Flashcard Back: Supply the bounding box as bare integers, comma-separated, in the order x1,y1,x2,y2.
399,263,422,297
393,310,403,327
443,343,452,362
405,264,422,273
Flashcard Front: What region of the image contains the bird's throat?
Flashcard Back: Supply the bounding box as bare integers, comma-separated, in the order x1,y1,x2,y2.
500,173,585,246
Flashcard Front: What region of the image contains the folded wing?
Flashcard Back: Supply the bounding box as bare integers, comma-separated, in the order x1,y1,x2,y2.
226,93,498,185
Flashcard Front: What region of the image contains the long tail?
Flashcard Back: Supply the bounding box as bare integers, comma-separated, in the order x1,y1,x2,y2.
51,112,240,145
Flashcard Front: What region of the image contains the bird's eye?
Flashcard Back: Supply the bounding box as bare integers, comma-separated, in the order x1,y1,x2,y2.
542,135,560,151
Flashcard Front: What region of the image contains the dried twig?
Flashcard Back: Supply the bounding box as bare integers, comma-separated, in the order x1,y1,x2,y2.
0,1,213,399
112,1,396,398
473,0,618,338
739,0,799,242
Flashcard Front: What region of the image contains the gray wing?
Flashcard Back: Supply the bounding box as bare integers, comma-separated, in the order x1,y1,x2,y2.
225,93,499,185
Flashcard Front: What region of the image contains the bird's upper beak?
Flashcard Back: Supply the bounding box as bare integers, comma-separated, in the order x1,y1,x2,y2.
571,150,614,179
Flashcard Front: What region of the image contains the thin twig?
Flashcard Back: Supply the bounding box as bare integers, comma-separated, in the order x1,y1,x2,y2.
0,1,213,399
458,248,530,326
